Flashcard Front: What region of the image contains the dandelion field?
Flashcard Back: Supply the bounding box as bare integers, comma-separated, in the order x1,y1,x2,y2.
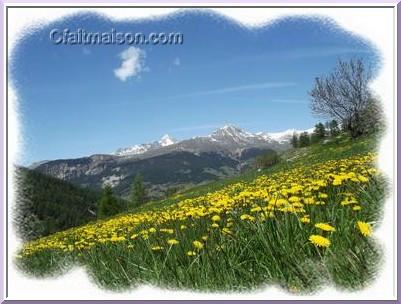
16,136,387,293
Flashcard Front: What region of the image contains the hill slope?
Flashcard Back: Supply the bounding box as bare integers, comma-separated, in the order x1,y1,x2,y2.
15,167,101,240
17,134,385,293
33,125,307,199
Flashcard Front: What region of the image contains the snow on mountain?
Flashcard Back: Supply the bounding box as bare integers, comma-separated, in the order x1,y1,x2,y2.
209,125,313,145
257,128,314,144
114,135,176,156
210,124,258,144
159,134,175,147
114,144,153,156
113,125,313,157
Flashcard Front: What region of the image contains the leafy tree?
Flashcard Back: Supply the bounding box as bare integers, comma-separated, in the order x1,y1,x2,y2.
315,122,326,138
98,185,121,219
130,173,147,208
311,122,326,144
309,58,376,138
298,132,311,147
291,133,299,148
328,119,340,137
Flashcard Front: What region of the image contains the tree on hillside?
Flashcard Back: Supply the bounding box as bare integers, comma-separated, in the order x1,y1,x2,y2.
315,122,326,138
309,58,377,138
130,173,147,208
311,122,326,144
328,119,340,137
255,150,280,169
98,185,120,219
15,167,100,241
298,132,311,147
290,133,299,148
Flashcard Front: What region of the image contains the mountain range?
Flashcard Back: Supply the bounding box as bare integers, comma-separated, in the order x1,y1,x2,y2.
33,125,312,199
114,134,176,156
111,125,312,157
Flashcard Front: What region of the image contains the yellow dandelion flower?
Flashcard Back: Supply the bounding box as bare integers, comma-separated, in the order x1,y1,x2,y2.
357,221,372,237
303,197,315,204
300,217,310,224
309,235,331,247
250,206,262,212
151,246,163,251
167,239,179,245
110,235,125,242
315,223,336,232
276,198,288,206
353,206,362,211
160,228,174,234
192,240,204,250
318,193,328,199
222,227,232,235
288,196,300,203
201,235,208,241
357,175,369,183
240,214,256,221
211,223,219,228
187,250,196,256
211,215,221,222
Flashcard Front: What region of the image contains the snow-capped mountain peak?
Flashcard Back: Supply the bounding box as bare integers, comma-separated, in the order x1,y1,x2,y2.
211,124,256,143
113,125,313,157
159,134,175,147
114,134,176,156
266,128,314,143
114,144,152,156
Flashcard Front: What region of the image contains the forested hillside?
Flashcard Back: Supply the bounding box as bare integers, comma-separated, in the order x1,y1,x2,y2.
15,167,101,240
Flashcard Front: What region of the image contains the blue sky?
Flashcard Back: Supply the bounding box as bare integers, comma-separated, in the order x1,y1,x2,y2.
12,11,378,164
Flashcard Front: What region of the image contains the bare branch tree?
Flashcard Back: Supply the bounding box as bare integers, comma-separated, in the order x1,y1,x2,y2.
309,58,373,138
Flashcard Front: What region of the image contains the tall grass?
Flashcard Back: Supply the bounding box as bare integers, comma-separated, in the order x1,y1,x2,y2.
16,135,386,293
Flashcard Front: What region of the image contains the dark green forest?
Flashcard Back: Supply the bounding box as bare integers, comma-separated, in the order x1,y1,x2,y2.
14,167,101,241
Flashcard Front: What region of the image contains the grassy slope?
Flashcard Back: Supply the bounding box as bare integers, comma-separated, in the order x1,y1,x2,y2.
130,134,377,214
17,134,386,293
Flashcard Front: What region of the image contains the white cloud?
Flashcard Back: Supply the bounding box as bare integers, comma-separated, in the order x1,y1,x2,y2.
114,47,146,81
173,57,181,66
